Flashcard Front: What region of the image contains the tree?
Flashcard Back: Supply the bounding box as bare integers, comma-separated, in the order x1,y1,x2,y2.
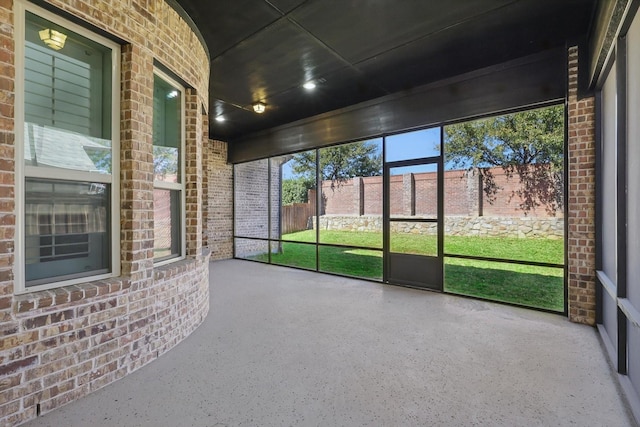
281,177,314,205
444,105,564,214
290,141,382,187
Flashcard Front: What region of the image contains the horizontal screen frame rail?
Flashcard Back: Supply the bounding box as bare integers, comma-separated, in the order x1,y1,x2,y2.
389,218,437,223
234,235,383,252
444,253,563,269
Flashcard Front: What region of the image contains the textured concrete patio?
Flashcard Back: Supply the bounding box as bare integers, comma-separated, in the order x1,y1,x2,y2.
25,259,634,426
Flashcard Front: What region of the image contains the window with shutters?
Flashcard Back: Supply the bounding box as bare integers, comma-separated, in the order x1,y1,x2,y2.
15,2,120,292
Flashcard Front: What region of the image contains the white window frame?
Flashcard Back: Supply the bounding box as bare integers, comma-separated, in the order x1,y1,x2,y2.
14,0,121,293
153,68,186,266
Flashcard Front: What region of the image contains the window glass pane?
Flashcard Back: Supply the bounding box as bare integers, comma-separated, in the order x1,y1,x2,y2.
318,246,382,280
272,151,317,241
627,15,640,306
270,241,316,270
318,139,382,249
442,105,564,312
444,258,564,312
389,226,437,256
601,289,618,351
234,238,269,262
153,189,181,260
25,178,110,286
628,318,640,398
234,159,270,239
601,65,617,282
389,163,438,219
24,12,112,173
443,105,565,265
385,127,440,162
153,75,181,183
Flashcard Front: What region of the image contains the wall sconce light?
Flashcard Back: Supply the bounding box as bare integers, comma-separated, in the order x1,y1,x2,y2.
39,29,67,50
252,102,266,114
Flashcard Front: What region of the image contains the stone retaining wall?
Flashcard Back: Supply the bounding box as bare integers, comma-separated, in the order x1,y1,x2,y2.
312,215,564,239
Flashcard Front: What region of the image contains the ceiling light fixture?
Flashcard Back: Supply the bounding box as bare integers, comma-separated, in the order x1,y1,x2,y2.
215,116,225,122
39,28,67,50
303,81,316,90
252,102,266,114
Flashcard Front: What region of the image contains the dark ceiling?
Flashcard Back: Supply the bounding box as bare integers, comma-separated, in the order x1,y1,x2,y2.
173,0,597,143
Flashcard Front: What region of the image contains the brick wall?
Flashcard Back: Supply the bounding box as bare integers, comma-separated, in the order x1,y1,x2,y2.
271,158,284,240
567,46,596,325
204,140,233,260
233,158,282,239
234,159,270,239
232,158,283,257
414,173,438,216
322,179,357,215
0,1,212,425
363,176,383,215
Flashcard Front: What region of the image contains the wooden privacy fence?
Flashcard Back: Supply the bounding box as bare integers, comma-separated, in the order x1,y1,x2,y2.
281,203,313,235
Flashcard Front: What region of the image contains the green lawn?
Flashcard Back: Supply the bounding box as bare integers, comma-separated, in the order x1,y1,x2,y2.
283,229,563,264
249,230,564,312
444,258,563,311
254,241,383,279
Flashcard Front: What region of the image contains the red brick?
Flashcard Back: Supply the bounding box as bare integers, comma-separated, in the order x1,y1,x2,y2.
566,46,596,325
0,356,38,376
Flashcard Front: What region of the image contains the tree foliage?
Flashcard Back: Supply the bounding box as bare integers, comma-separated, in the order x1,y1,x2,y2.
444,105,564,214
291,141,382,186
282,177,314,205
279,141,381,206
153,146,179,179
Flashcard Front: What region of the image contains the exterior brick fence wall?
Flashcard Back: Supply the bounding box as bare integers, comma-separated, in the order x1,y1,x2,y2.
0,1,213,425
284,164,565,239
319,165,563,218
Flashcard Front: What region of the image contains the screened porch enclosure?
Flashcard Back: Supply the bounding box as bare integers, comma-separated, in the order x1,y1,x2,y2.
233,105,565,312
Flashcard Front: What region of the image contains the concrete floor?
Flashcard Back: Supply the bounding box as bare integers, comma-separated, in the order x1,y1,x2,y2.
25,260,635,427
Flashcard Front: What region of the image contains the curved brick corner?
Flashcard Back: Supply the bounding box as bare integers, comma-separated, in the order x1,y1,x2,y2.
0,1,212,425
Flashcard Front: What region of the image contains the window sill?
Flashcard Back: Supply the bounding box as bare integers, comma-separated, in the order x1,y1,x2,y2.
14,250,210,314
14,277,130,315
153,256,197,280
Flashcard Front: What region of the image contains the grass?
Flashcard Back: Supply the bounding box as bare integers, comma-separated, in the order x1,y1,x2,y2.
254,241,383,279
283,229,563,264
284,230,383,248
444,258,563,311
247,230,564,312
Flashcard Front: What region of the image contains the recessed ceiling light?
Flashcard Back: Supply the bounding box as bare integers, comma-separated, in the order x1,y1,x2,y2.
167,90,179,99
303,81,316,90
253,102,266,114
215,116,225,122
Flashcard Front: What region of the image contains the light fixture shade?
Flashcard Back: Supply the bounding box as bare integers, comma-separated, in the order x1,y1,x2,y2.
252,102,266,114
39,29,67,50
